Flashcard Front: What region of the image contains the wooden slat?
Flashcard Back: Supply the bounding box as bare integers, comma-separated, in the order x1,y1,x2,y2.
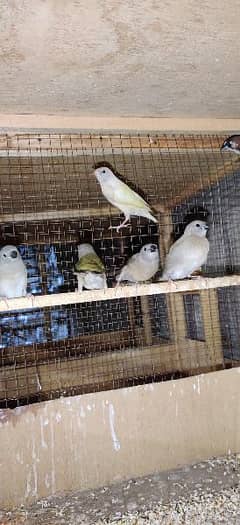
171,294,187,342
1,328,142,367
0,340,221,401
158,210,177,344
1,115,240,133
0,202,167,224
158,210,182,362
200,289,224,367
0,275,239,313
0,134,226,153
140,296,153,346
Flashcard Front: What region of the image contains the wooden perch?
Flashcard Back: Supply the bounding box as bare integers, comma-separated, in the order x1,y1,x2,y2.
0,275,239,313
0,203,167,223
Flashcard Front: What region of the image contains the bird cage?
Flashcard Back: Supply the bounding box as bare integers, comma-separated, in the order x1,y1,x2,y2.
0,132,239,409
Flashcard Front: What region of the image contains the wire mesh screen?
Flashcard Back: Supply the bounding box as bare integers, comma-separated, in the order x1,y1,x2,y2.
0,133,239,408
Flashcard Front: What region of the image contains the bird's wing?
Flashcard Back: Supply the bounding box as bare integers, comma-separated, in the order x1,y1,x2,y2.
165,236,208,270
117,253,138,281
111,179,152,211
126,253,139,268
75,253,105,273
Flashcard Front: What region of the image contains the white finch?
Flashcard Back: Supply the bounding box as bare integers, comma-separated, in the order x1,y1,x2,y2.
161,220,209,281
0,245,27,298
74,243,107,292
221,135,240,154
94,166,158,233
116,243,159,284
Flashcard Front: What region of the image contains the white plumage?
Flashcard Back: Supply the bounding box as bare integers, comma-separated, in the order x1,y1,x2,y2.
116,243,159,284
161,220,209,280
94,166,157,232
74,243,107,292
0,245,27,298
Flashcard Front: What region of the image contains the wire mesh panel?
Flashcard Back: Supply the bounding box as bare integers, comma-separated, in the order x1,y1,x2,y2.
0,132,239,408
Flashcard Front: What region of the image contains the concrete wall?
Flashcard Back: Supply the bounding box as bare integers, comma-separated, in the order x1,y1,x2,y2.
1,367,240,510
0,0,240,118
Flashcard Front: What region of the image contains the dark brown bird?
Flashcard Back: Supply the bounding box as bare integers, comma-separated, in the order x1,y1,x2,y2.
221,135,240,154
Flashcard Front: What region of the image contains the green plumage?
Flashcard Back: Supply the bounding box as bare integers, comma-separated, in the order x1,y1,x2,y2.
75,253,105,273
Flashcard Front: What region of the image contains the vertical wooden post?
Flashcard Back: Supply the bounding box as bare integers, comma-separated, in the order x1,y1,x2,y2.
158,210,187,341
200,289,224,367
140,296,153,346
36,247,53,350
158,210,188,370
117,234,142,348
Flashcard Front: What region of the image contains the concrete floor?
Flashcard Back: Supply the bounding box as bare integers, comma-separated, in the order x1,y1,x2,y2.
1,455,240,524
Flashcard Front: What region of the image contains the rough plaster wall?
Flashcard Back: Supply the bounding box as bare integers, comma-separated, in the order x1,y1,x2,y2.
0,0,239,118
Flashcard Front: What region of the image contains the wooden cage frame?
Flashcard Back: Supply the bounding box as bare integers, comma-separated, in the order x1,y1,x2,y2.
0,128,240,404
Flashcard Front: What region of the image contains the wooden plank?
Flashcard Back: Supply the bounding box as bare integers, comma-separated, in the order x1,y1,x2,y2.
140,296,153,346
0,133,226,153
1,329,140,367
0,340,221,401
158,210,175,340
200,289,224,367
0,275,239,313
1,115,240,133
0,202,167,224
157,209,188,351
171,294,187,343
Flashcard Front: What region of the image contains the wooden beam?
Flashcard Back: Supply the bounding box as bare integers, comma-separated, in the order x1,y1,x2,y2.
157,210,176,344
0,275,239,313
0,115,240,133
140,296,153,346
0,340,221,401
0,202,167,224
200,289,224,367
0,132,230,153
1,328,141,367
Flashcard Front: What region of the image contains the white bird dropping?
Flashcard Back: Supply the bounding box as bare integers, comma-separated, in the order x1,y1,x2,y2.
74,243,107,292
161,220,209,281
0,245,27,298
116,243,159,284
94,166,158,233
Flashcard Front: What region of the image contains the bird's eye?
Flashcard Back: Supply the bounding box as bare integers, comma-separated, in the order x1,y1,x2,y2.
3,254,7,258
196,223,200,227
102,169,106,174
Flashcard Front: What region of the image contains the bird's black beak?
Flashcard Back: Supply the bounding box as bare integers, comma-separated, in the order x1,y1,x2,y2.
10,250,18,259
150,244,157,252
220,142,229,152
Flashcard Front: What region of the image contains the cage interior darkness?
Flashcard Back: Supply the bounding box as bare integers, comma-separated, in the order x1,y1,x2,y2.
0,133,239,408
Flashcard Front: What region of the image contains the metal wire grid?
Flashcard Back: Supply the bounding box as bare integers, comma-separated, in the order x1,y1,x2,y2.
0,132,239,408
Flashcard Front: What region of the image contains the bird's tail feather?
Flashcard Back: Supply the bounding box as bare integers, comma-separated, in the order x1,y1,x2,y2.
116,267,126,283
158,272,168,281
142,210,158,224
